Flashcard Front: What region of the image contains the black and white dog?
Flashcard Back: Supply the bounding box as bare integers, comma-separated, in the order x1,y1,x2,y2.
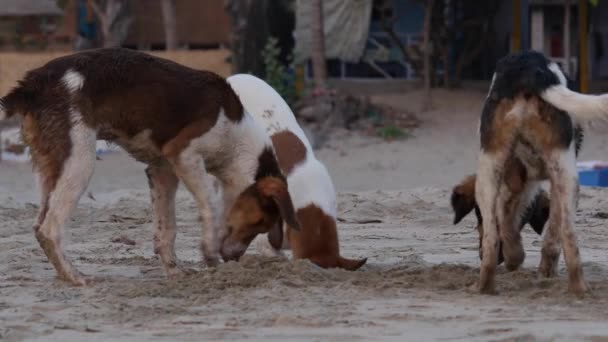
474,50,608,296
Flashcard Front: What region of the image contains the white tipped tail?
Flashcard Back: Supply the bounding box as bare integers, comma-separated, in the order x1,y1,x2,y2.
541,85,608,124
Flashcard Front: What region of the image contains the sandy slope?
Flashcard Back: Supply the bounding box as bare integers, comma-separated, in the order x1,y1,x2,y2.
2,89,608,341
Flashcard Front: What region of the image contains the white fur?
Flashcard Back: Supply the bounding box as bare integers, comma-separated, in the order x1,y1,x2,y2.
227,74,336,218
39,109,96,243
474,151,501,291
216,110,274,226
62,69,85,93
548,62,567,86
486,72,497,98
227,74,313,151
227,74,339,258
170,109,273,262
542,64,608,125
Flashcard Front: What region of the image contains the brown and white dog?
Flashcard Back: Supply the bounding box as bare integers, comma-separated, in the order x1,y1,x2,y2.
474,50,608,295
0,48,300,285
451,173,549,266
226,74,367,270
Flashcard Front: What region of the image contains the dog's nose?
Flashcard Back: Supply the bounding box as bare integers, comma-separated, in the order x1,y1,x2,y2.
220,245,243,262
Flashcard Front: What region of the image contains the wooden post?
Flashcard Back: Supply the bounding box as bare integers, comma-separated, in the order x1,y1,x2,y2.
564,0,571,76
310,0,327,90
579,0,589,93
161,0,178,50
531,9,544,52
511,0,521,52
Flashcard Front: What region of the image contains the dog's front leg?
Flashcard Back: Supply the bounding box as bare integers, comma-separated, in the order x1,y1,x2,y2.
145,162,188,277
165,148,222,267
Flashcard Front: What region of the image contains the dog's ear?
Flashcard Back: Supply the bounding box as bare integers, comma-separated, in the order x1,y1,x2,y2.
451,174,477,224
450,175,477,224
267,221,284,250
257,177,301,231
527,190,550,235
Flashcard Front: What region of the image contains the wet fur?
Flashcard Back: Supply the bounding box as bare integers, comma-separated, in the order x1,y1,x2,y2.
474,50,599,296
1,48,300,284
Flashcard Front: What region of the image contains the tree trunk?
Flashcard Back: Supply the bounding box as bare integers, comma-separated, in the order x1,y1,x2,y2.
310,0,327,90
224,0,270,76
161,0,178,50
89,0,132,48
563,0,571,76
422,0,435,110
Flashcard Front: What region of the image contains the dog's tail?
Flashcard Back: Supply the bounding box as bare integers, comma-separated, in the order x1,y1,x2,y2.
0,91,30,122
0,72,43,123
541,84,608,125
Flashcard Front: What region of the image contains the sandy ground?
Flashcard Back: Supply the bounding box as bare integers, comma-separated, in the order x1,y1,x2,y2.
3,88,608,341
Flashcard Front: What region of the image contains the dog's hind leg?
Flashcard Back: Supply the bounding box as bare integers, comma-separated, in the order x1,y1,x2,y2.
500,181,541,271
496,188,525,271
545,145,589,295
538,207,561,278
475,151,502,294
27,110,96,285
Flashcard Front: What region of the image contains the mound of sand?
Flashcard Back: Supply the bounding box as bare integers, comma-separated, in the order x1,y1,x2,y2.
2,168,608,340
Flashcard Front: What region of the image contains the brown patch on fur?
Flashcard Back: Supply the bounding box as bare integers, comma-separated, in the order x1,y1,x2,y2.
21,111,72,231
6,48,244,163
256,177,300,231
451,174,477,225
221,176,300,261
270,130,307,175
161,118,219,160
481,97,522,153
287,204,367,271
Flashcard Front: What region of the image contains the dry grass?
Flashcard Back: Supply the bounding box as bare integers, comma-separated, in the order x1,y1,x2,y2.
0,49,232,95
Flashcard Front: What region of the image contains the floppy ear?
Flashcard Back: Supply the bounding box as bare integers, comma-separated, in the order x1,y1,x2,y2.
450,174,477,225
526,190,550,235
267,221,284,250
257,177,301,231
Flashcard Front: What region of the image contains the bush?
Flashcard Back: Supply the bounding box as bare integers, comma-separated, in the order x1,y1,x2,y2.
261,36,297,106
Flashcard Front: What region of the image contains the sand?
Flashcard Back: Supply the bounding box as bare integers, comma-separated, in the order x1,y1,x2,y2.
2,88,608,341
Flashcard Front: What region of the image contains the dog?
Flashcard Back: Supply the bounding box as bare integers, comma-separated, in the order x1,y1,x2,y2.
451,173,549,266
226,74,367,271
474,50,608,295
0,47,300,285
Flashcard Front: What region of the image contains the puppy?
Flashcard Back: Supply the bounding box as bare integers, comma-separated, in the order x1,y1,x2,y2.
226,74,367,270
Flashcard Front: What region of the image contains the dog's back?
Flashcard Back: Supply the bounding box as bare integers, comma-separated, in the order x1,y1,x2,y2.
227,74,366,270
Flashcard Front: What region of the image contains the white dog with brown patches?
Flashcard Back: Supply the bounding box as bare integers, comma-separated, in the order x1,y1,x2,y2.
475,50,608,296
0,48,300,285
227,74,367,270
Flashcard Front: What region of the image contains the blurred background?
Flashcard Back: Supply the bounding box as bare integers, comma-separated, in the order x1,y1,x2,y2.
1,1,606,93
1,0,608,191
